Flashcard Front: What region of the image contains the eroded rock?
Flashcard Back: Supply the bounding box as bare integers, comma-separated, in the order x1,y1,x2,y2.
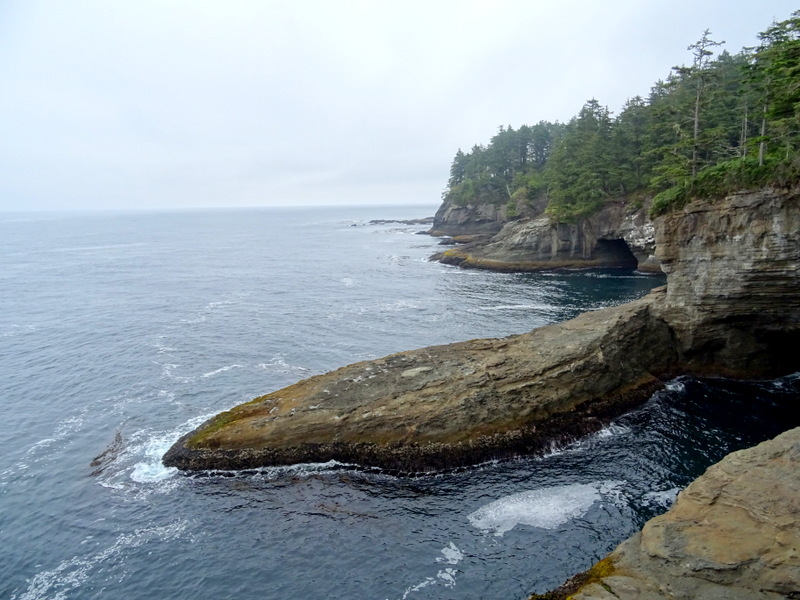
432,201,658,272
164,186,800,474
655,188,800,375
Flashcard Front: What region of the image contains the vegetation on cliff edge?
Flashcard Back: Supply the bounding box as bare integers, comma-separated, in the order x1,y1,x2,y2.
441,11,800,221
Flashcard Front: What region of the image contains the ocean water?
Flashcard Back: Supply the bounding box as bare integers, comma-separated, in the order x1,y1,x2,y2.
1,206,798,600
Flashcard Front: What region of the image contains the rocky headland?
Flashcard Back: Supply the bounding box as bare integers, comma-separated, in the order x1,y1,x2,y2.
163,289,674,471
164,186,799,472
430,197,661,272
164,185,800,598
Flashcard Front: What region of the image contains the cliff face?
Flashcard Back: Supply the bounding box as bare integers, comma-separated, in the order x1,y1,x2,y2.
429,199,509,236
549,427,800,600
434,200,660,272
429,195,550,237
654,188,800,376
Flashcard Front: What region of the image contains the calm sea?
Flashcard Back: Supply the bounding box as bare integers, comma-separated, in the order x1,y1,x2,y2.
1,206,798,600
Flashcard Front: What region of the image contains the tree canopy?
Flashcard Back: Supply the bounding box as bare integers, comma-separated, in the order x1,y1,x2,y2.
440,10,800,221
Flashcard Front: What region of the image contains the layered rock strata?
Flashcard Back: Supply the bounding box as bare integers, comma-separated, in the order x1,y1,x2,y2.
655,189,800,375
429,198,522,236
433,201,660,272
164,291,675,471
534,427,800,600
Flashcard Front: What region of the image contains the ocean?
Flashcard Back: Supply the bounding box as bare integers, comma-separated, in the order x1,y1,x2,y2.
1,205,798,600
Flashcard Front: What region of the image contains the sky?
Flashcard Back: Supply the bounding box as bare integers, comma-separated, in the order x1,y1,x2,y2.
0,1,797,212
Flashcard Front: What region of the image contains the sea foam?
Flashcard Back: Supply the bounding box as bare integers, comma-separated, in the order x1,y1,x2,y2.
468,483,605,536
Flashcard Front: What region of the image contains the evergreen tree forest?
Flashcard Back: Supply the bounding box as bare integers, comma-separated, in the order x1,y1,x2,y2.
442,11,800,222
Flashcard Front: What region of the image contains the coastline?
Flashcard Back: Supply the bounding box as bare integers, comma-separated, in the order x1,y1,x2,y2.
164,186,800,598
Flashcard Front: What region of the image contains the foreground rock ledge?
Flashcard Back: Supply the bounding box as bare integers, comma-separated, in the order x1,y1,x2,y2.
163,289,675,472
533,427,800,600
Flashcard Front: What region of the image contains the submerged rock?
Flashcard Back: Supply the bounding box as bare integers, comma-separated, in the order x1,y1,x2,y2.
536,427,800,600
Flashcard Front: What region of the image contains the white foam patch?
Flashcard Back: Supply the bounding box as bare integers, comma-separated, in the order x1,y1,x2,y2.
160,363,194,383
257,356,310,375
11,522,187,600
152,336,176,354
665,380,686,393
594,423,631,439
436,568,457,588
375,300,419,312
468,483,606,536
436,542,463,565
401,577,435,598
201,364,243,379
768,371,800,389
477,303,549,311
1,323,38,338
395,541,463,599
127,413,214,484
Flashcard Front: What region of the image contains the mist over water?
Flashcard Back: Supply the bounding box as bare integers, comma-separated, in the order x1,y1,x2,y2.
1,207,798,599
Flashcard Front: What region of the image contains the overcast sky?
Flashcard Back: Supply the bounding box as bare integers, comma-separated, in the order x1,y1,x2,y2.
1,1,796,212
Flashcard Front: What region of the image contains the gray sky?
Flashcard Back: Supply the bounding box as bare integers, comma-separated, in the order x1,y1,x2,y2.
1,1,796,211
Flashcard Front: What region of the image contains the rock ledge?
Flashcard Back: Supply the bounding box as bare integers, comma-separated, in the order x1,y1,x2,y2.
533,427,800,600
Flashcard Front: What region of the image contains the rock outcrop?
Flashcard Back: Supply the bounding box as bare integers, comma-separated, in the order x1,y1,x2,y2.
164,186,800,473
655,189,800,376
536,427,800,600
429,199,509,236
433,200,660,272
163,290,675,471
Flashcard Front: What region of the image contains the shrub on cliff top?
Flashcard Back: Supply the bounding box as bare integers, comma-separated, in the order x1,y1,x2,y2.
650,155,799,216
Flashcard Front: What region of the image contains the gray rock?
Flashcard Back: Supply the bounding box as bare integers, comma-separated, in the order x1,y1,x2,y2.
655,188,800,375
432,200,658,271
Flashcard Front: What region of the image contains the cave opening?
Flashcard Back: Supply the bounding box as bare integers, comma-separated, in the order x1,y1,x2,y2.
594,238,639,269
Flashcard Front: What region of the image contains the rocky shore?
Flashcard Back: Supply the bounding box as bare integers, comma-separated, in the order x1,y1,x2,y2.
164,186,799,472
163,289,675,471
431,200,661,272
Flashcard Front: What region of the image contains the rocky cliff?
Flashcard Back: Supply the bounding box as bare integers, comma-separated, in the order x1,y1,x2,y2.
535,427,800,600
164,186,800,473
655,188,800,376
433,200,661,272
429,199,508,236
